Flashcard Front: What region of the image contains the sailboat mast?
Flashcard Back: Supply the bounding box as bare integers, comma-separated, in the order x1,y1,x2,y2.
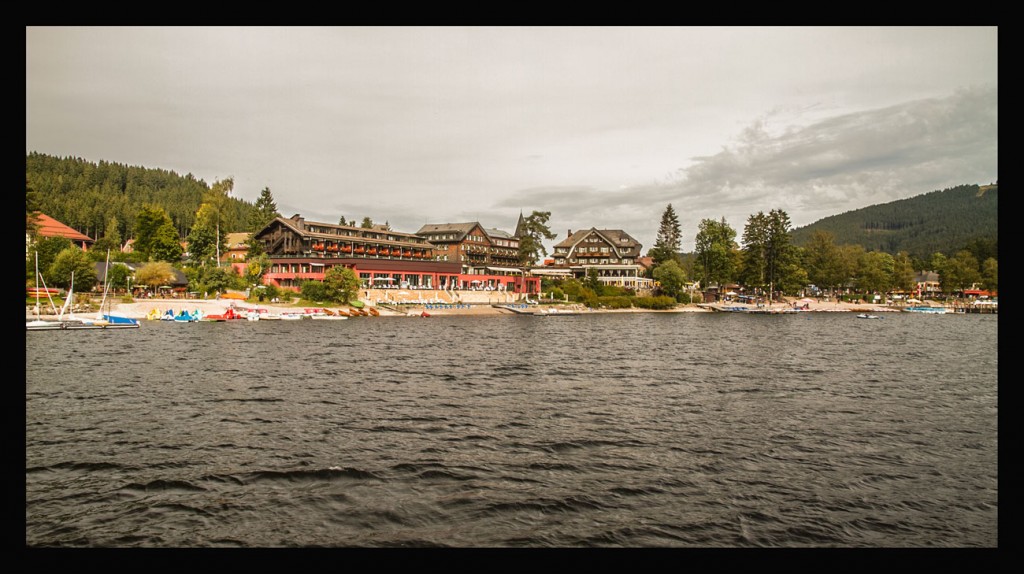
34,251,41,319
59,272,74,320
99,249,111,315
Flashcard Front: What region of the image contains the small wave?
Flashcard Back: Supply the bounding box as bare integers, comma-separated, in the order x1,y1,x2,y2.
121,479,207,492
27,461,132,474
526,462,580,472
484,494,609,515
210,397,285,403
238,467,383,484
538,439,620,452
416,469,478,481
608,485,666,497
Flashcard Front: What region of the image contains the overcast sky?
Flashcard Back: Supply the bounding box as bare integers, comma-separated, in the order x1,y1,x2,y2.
26,26,997,252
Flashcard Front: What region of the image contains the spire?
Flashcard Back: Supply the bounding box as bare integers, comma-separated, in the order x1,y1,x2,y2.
514,210,527,238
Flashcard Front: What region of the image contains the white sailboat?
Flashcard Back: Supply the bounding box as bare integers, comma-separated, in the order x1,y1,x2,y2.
26,251,68,330
97,250,140,328
27,256,139,330
27,282,80,330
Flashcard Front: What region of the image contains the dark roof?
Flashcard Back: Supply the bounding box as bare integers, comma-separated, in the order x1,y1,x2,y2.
417,222,517,243
259,216,426,246
513,212,527,238
553,228,641,250
97,262,189,286
484,228,516,241
416,222,479,239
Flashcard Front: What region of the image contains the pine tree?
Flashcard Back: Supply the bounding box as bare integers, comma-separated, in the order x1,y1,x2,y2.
249,187,280,233
649,204,682,267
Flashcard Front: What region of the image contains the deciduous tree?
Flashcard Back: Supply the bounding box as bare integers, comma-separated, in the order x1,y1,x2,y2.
516,211,557,266
940,250,981,293
981,257,998,292
152,220,183,263
323,265,361,304
694,217,737,291
652,259,687,301
135,261,177,291
47,247,97,292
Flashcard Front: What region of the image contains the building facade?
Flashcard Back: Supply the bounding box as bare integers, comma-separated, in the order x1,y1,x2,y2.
220,232,250,264
548,228,653,291
27,212,94,252
253,215,540,294
415,221,521,274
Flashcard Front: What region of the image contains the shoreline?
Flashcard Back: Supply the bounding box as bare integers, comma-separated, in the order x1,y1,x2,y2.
29,297,908,319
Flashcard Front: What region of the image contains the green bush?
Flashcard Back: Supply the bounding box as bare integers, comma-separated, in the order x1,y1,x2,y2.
634,295,678,310
300,280,328,302
596,296,633,309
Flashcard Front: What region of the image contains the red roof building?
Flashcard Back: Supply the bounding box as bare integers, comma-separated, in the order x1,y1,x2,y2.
28,213,93,250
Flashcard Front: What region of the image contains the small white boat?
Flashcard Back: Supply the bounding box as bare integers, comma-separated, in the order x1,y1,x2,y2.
534,307,581,316
856,313,884,319
904,306,948,314
311,314,348,320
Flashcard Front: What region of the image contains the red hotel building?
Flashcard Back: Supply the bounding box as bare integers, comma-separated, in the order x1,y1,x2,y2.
253,215,540,294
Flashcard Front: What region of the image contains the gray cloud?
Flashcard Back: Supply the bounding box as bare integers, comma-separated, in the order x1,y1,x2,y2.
504,86,997,252
27,27,996,255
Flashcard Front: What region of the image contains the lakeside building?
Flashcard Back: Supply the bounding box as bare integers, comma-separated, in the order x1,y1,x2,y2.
545,228,654,291
415,217,522,274
26,212,93,253
252,215,540,294
220,232,250,264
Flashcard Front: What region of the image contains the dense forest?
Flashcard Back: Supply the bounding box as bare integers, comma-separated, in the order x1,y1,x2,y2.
789,184,998,260
26,152,256,241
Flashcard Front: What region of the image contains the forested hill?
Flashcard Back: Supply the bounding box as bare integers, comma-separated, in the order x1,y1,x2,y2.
789,184,998,260
25,152,255,241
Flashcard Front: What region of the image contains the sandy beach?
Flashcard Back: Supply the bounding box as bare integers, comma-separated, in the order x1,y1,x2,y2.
63,296,903,320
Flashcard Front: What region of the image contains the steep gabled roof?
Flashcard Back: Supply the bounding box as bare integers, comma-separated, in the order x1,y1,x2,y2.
484,228,515,241
255,215,426,246
31,213,93,244
416,222,480,240
224,232,250,249
553,228,642,253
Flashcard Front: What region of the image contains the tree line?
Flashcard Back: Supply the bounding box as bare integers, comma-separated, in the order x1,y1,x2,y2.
25,153,997,303
644,203,997,302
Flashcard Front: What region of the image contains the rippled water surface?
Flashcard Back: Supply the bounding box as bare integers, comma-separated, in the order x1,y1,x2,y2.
26,312,998,547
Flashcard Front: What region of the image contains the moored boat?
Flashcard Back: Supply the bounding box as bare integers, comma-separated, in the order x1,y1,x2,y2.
203,307,244,321
904,306,948,314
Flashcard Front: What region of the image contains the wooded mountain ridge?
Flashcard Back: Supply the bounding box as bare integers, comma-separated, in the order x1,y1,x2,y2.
789,183,998,260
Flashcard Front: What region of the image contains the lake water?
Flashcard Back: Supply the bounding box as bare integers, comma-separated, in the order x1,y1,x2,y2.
25,312,998,547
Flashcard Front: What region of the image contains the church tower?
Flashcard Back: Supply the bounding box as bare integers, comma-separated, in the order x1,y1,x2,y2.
513,211,527,238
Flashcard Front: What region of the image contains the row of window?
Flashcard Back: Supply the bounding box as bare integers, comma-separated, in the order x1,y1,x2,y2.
305,225,424,244
554,258,636,265
555,245,633,255
426,233,519,248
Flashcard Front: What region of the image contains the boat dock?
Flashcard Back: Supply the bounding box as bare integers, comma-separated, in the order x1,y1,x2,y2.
492,303,536,314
